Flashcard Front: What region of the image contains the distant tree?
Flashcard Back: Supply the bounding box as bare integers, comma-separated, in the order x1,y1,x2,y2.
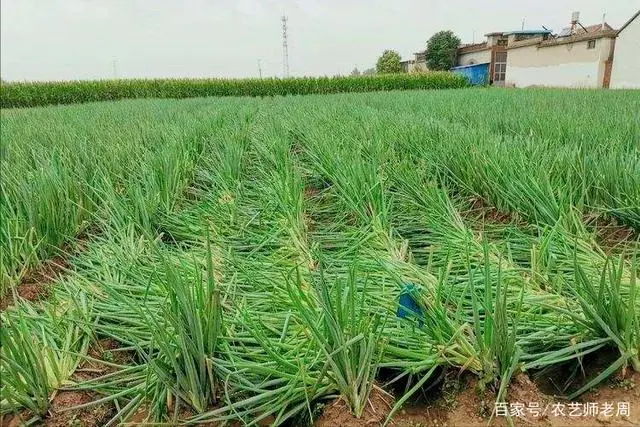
376,50,402,74
351,67,361,76
425,30,461,71
362,68,376,75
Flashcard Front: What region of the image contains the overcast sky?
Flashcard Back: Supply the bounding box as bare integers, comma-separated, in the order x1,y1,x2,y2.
1,0,638,81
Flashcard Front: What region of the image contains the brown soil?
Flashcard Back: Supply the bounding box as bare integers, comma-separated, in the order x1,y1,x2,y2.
89,338,129,360
123,406,152,425
466,197,519,227
126,406,222,426
6,369,635,427
315,386,394,427
527,370,640,426
313,367,639,427
41,339,136,427
74,338,135,381
464,198,640,258
0,255,70,310
304,186,321,200
0,226,96,312
576,370,640,425
0,389,111,426
390,404,449,427
387,371,640,427
304,211,316,234
584,215,638,255
0,411,36,427
444,375,503,427
290,140,303,156
44,390,114,427
389,374,507,427
125,403,259,426
0,387,114,427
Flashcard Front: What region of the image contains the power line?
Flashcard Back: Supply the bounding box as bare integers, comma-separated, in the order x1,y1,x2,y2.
281,15,289,78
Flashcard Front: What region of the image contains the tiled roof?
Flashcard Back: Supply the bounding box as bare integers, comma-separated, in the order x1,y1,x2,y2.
503,30,552,35
508,25,617,50
458,42,490,53
579,22,614,33
561,22,615,36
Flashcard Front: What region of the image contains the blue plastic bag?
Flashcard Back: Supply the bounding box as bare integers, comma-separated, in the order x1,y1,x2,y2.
396,283,424,327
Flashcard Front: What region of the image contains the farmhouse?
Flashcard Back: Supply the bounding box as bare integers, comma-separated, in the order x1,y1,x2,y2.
610,10,640,88
400,59,415,72
410,50,429,72
405,9,639,88
457,30,551,85
406,29,551,85
505,19,617,88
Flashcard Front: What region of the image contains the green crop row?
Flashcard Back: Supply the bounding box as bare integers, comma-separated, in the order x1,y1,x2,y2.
0,72,468,108
1,89,638,426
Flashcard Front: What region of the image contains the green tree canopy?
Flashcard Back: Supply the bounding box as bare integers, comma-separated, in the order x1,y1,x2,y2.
426,31,461,71
376,50,403,74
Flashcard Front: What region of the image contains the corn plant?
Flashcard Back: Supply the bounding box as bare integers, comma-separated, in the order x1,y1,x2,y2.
0,73,469,108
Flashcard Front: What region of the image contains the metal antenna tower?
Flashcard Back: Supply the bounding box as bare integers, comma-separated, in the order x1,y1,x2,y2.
281,15,289,78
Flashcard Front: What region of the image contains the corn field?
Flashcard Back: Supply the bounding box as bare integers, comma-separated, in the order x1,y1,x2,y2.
1,88,639,426
0,73,468,109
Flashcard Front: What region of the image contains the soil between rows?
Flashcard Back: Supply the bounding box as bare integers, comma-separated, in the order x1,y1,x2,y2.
2,366,634,426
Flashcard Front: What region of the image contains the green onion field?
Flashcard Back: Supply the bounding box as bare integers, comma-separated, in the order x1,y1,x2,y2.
1,87,639,425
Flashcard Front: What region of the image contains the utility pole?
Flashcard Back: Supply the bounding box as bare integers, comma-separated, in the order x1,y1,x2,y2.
281,15,289,78
521,17,526,30
112,59,118,79
257,59,263,79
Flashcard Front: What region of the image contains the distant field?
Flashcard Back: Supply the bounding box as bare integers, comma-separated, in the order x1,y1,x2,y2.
1,88,639,426
0,72,468,108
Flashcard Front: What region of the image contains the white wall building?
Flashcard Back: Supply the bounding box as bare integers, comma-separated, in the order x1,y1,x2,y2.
610,10,640,89
456,44,492,66
505,23,617,88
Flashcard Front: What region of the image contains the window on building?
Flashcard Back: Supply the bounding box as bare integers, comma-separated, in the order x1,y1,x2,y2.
493,51,508,85
587,40,596,49
497,38,508,46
